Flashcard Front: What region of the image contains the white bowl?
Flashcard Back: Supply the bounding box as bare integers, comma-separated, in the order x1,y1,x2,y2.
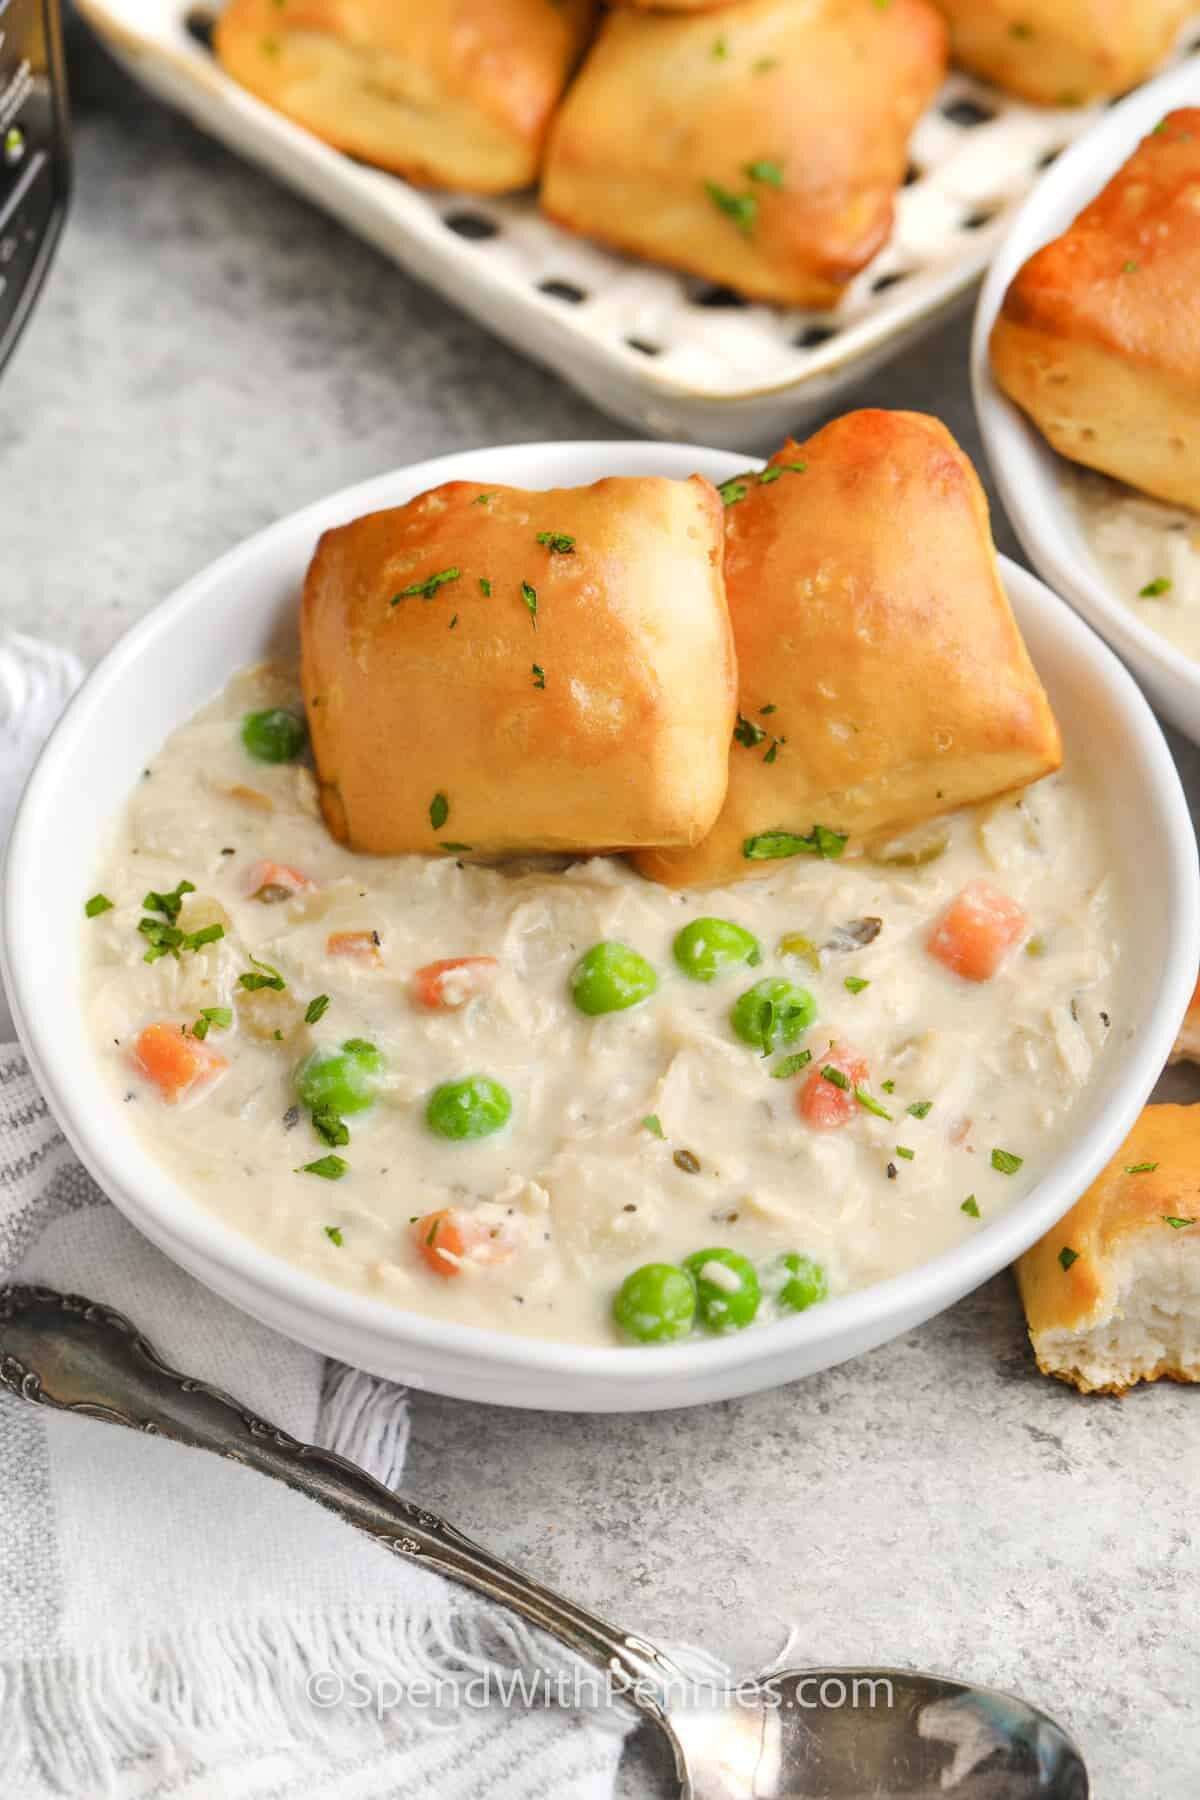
4,441,1197,1411
972,59,1200,745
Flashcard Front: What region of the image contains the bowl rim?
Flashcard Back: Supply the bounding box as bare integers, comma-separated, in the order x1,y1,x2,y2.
971,57,1200,715
4,438,1197,1389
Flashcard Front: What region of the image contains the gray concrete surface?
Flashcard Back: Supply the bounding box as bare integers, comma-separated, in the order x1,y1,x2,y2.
2,19,1197,1796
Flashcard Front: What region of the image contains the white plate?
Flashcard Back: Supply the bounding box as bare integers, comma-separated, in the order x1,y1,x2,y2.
972,59,1200,744
79,0,1200,448
4,441,1197,1411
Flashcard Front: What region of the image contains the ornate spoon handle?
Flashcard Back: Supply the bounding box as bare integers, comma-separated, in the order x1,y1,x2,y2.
0,1284,686,1750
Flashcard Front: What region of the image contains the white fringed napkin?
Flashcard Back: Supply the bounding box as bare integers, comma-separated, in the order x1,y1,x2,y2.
0,634,630,1798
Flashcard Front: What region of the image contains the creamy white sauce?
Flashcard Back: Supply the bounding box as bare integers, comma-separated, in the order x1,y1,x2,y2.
1066,468,1200,662
84,663,1125,1347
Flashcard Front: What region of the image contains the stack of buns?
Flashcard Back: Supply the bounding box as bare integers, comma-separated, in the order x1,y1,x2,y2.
300,408,1061,871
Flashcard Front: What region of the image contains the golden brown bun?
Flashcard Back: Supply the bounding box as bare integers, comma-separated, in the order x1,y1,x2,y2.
1016,1105,1200,1394
214,0,596,193
990,111,1200,511
302,475,736,857
541,0,946,308
633,411,1062,890
930,1,1190,106
1170,975,1200,1065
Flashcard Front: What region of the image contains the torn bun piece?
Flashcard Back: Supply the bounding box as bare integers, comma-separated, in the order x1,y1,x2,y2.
541,0,946,307
214,0,597,193
302,474,736,857
1016,1105,1200,1394
633,410,1062,890
990,110,1200,511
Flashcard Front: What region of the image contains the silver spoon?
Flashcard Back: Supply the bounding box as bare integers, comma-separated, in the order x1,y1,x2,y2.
0,1284,1089,1800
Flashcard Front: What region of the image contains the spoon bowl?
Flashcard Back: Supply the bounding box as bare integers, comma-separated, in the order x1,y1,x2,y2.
0,1284,1089,1799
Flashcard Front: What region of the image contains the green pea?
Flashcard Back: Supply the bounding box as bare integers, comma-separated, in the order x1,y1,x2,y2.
570,941,658,1016
683,1248,760,1332
776,1252,828,1314
426,1074,512,1140
673,917,761,982
730,977,816,1053
241,708,307,763
294,1039,385,1116
612,1263,696,1343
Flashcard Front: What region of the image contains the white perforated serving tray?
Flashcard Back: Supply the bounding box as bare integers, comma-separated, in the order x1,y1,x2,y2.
80,0,1200,447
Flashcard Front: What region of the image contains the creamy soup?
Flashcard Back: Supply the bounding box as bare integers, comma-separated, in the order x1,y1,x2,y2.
84,663,1124,1348
1066,468,1200,662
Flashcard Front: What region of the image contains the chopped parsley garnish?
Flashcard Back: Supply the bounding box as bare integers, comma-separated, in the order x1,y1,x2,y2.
745,159,784,189
854,1085,892,1120
391,567,460,604
182,924,224,952
772,1050,812,1079
711,34,728,60
532,663,546,689
535,531,575,554
521,580,538,628
299,1155,347,1180
882,1080,896,1094
642,1114,665,1138
763,739,783,764
759,462,807,483
1058,1246,1078,1271
238,954,285,993
474,492,493,505
1125,1161,1159,1174
479,577,492,596
718,477,750,506
324,1225,344,1246
753,56,780,73
430,792,449,831
449,614,458,630
1139,577,1172,597
85,893,114,918
820,1064,850,1091
438,842,473,854
744,824,847,862
760,702,777,715
1121,259,1139,273
312,1107,349,1149
191,1006,232,1041
143,880,195,924
844,976,870,995
907,1100,933,1119
991,1148,1024,1175
733,712,767,748
304,995,330,1025
961,1196,981,1217
138,918,185,963
895,1145,915,1160
704,181,758,235
1164,1216,1196,1229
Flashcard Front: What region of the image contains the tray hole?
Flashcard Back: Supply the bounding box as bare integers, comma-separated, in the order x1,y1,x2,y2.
625,337,662,358
961,208,995,231
942,98,994,128
1036,147,1061,170
794,324,837,349
539,279,587,304
692,285,747,309
903,163,921,187
444,211,499,241
870,271,906,293
184,6,217,51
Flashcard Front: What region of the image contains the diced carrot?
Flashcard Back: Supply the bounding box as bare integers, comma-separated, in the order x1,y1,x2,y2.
798,1045,869,1130
927,879,1027,982
244,860,313,903
415,1209,468,1278
327,930,382,966
133,1022,227,1104
414,1207,517,1278
411,956,500,1011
